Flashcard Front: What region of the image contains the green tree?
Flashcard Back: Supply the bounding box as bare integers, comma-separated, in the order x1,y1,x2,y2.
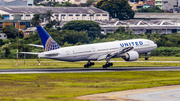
53,1,72,7
138,6,164,13
95,0,135,20
34,0,44,5
0,39,5,46
47,1,52,6
63,1,72,7
62,20,101,38
0,14,4,19
86,0,95,5
31,13,41,26
3,39,11,44
114,26,126,33
60,30,89,44
4,47,10,58
3,26,24,39
45,10,53,24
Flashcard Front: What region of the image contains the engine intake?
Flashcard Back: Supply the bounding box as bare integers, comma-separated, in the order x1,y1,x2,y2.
122,51,139,61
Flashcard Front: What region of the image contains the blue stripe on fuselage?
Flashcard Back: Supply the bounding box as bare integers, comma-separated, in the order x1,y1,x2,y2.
120,41,143,47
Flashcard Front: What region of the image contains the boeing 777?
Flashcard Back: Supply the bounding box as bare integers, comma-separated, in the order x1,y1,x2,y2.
21,26,157,68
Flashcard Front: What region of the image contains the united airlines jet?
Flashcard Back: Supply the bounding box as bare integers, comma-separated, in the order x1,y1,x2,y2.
21,26,157,68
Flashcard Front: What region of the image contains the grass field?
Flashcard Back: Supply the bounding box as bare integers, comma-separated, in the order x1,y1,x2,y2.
0,56,180,69
0,71,180,100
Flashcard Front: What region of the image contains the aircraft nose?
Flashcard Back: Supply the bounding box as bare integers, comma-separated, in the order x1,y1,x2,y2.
154,44,157,48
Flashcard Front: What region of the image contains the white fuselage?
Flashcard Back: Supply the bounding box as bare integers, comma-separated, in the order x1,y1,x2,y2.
38,39,157,61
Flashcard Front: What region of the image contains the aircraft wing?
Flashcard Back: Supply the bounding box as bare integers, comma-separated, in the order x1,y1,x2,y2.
97,46,134,61
19,52,40,55
28,44,44,48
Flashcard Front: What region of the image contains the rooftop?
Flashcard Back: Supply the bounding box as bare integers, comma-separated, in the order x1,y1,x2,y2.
134,13,180,19
0,6,108,14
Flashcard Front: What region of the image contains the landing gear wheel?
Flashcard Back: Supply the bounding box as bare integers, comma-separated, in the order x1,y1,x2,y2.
145,53,149,60
84,64,89,68
102,62,113,69
84,61,94,68
90,62,94,66
109,63,113,66
145,57,148,60
107,63,110,67
103,65,107,69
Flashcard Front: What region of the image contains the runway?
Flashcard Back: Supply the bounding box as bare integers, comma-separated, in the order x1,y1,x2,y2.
78,85,180,101
1,66,180,74
1,67,180,101
127,88,180,101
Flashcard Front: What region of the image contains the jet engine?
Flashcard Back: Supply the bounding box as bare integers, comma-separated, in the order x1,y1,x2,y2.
122,51,139,61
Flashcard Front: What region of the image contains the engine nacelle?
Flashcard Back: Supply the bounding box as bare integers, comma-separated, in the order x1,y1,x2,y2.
122,51,139,61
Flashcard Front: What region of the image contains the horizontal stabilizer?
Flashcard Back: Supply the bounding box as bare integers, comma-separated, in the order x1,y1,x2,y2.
19,52,40,55
28,44,44,48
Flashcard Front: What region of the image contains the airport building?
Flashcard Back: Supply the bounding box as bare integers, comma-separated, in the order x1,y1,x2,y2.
98,20,180,34
0,0,34,6
0,15,31,30
134,13,180,22
0,6,109,22
59,20,180,34
155,0,179,11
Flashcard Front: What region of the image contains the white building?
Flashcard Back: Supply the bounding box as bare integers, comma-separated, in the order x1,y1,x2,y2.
0,6,109,22
43,0,86,4
0,0,33,6
97,20,180,34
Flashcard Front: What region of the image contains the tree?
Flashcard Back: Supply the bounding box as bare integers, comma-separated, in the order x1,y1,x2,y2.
34,0,44,5
53,1,72,7
95,0,135,20
0,39,5,46
0,14,4,19
114,26,126,33
31,13,41,26
63,1,72,7
47,1,52,6
44,10,53,24
137,6,164,13
60,30,89,44
62,20,101,38
3,26,24,39
4,47,10,58
86,0,95,5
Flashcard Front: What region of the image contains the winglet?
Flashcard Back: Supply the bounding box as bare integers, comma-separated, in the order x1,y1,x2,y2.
36,26,60,51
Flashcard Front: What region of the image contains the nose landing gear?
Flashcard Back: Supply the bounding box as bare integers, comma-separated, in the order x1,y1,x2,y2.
84,61,94,68
145,53,149,60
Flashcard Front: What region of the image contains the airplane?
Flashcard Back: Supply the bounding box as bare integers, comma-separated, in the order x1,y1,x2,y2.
20,26,157,68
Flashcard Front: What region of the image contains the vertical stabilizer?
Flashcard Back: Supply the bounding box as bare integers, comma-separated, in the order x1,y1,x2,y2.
36,26,60,51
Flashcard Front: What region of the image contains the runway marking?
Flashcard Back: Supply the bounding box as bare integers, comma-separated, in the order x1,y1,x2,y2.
110,86,180,101
111,94,125,101
161,92,180,100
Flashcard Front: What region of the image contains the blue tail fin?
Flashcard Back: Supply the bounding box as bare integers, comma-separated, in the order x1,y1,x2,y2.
36,26,60,51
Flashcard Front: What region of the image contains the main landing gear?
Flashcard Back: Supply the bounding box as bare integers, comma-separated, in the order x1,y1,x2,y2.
84,61,94,68
102,62,113,69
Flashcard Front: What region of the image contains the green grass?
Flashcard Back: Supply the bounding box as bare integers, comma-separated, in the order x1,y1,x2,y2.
1,71,180,100
0,56,180,69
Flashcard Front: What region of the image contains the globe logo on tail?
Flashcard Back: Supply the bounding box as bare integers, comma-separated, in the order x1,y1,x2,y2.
45,37,60,51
